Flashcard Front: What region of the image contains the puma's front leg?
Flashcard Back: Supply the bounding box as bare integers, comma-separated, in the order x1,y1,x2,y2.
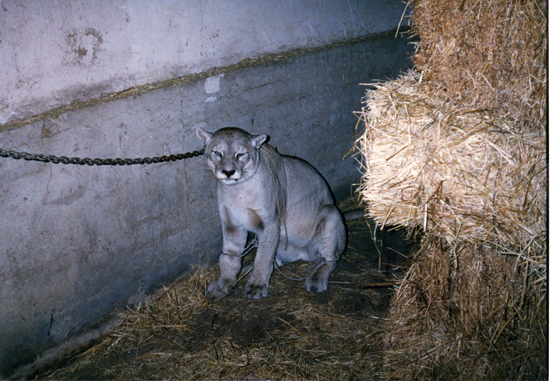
244,222,280,299
206,222,247,300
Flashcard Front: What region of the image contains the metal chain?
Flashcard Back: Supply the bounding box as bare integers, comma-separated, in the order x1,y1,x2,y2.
0,147,204,166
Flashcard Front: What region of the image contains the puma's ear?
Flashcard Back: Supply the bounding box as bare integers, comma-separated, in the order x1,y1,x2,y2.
196,128,213,145
250,134,268,149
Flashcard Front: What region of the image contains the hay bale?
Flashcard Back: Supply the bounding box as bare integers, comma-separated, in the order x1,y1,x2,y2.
410,0,547,130
355,0,547,375
356,70,547,379
383,238,547,380
357,70,546,256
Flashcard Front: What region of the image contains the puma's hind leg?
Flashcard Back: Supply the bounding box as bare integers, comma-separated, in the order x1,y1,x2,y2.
305,204,346,293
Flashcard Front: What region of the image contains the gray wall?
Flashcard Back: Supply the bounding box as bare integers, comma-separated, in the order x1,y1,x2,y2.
0,0,409,126
0,0,413,377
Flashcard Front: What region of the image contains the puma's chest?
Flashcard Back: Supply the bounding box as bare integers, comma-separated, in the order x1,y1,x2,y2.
217,178,276,233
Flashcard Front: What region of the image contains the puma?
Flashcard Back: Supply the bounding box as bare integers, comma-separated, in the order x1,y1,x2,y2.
197,127,346,299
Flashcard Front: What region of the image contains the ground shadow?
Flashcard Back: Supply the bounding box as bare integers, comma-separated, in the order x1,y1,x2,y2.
36,211,417,380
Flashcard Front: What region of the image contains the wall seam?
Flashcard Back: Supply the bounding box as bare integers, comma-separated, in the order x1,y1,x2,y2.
0,29,409,133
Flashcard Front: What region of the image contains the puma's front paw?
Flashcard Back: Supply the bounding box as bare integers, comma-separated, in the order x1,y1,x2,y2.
206,279,230,300
243,282,269,299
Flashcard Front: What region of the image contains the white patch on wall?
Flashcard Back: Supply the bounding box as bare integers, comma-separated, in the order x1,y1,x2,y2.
205,74,224,94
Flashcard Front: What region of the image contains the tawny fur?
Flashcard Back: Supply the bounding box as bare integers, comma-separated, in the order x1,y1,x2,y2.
197,127,346,299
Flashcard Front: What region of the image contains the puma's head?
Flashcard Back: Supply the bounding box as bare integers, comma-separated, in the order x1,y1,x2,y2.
196,127,268,185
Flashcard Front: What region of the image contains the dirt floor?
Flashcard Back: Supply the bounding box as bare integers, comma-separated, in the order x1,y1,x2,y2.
36,211,416,380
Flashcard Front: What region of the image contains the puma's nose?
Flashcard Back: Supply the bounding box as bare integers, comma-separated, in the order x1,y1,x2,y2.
222,169,235,178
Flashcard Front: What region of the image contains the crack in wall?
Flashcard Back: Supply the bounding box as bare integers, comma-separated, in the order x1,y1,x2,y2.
0,30,406,133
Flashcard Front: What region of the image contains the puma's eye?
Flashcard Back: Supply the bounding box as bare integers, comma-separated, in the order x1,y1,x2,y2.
213,151,222,157
236,152,247,160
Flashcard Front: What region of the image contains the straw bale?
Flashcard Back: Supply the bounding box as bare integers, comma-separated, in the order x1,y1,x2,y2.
357,70,546,265
356,69,547,378
354,1,547,377
382,238,547,380
409,0,547,130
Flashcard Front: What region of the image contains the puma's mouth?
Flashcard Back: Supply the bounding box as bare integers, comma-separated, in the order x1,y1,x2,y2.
215,167,254,185
216,172,242,184
220,177,240,185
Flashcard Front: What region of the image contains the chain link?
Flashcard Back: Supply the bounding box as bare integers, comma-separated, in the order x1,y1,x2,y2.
0,147,204,166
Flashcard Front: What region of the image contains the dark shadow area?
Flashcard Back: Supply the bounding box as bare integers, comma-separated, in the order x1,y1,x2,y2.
33,208,418,380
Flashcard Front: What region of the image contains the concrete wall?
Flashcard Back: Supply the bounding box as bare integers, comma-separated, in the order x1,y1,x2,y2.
0,0,409,126
0,0,414,377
